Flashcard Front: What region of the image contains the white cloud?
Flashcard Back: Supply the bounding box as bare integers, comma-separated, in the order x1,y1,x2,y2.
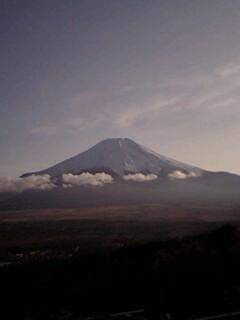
62,183,73,188
168,170,198,180
0,175,55,192
62,172,113,187
123,173,158,182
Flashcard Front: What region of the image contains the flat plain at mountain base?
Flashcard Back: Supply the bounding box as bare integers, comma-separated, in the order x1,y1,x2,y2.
1,203,240,259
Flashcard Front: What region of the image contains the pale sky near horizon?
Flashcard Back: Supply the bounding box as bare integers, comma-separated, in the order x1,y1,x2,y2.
1,0,240,176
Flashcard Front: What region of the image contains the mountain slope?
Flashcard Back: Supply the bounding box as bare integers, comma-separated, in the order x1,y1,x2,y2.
22,138,202,177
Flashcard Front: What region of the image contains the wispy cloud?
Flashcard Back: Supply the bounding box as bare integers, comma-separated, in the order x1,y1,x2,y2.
115,62,240,131
217,62,240,79
30,60,240,138
115,95,185,128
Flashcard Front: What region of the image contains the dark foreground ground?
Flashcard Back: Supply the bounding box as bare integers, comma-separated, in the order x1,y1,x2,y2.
1,205,240,319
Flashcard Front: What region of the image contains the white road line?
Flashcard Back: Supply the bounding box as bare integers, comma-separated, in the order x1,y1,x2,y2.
110,309,145,317
193,310,240,320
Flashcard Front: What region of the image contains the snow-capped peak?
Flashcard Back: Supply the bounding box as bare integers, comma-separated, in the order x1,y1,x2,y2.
22,138,203,177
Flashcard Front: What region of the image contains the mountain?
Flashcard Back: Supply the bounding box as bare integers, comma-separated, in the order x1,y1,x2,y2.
22,138,202,178
1,138,240,210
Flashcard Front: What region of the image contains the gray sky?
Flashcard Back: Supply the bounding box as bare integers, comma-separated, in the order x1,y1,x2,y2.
1,0,240,176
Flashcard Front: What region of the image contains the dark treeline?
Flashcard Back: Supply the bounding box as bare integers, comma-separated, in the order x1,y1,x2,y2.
2,225,240,319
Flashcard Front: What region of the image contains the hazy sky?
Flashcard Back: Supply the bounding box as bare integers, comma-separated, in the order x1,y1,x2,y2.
1,0,240,176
